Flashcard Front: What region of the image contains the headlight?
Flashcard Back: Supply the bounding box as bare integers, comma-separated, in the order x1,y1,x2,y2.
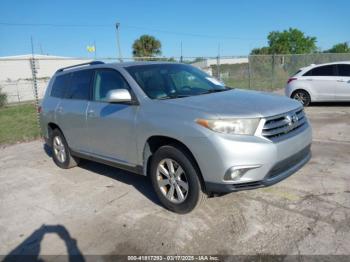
196,118,260,135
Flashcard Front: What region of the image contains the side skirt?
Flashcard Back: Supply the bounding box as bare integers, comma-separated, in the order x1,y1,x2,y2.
71,150,143,175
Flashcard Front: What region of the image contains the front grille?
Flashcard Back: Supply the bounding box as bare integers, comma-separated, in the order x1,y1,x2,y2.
266,145,311,179
233,181,262,189
262,108,307,141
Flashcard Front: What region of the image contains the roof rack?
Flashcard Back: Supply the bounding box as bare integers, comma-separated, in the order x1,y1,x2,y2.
56,61,104,73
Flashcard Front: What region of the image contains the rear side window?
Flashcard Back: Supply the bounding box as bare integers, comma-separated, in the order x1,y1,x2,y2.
65,70,94,100
292,70,302,76
303,65,336,76
338,64,350,77
50,74,70,98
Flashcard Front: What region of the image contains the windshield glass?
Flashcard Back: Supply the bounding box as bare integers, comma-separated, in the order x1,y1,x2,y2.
125,64,228,99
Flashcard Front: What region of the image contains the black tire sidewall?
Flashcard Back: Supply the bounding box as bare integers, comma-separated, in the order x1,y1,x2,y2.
51,129,72,169
150,145,202,214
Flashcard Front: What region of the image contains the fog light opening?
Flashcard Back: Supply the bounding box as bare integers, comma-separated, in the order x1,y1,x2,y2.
231,169,245,180
224,169,247,181
224,165,261,182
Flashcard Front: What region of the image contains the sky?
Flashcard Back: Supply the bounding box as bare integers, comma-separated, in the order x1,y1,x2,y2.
0,0,349,58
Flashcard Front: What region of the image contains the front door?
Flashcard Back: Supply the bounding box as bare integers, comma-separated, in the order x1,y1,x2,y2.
335,64,350,101
303,64,337,101
86,68,138,165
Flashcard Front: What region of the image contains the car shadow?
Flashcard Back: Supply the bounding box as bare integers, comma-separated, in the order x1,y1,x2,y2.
3,224,85,262
310,101,350,107
43,144,161,207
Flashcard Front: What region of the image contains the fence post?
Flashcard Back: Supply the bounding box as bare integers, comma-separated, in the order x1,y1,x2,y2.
271,54,275,90
248,56,251,89
216,55,221,81
29,58,40,127
15,81,21,103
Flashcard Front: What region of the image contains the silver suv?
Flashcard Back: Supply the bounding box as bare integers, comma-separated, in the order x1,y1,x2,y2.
40,61,312,213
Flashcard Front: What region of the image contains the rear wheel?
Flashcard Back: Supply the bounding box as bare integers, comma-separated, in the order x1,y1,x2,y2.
51,129,79,169
292,90,311,106
150,145,205,213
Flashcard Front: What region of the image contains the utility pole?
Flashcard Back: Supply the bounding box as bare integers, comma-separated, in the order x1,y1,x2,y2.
180,41,183,63
115,22,123,62
30,36,40,128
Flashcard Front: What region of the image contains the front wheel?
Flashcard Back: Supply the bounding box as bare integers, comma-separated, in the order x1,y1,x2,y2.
150,145,205,214
292,90,311,106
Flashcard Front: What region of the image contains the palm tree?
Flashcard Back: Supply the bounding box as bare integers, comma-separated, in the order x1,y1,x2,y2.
132,35,162,59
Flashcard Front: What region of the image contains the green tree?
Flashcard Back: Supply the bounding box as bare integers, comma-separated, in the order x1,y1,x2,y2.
250,28,317,55
250,47,270,55
324,42,350,53
132,35,162,59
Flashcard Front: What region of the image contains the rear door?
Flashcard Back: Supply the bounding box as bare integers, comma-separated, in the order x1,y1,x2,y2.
55,69,93,152
335,64,350,101
85,68,138,165
303,65,337,101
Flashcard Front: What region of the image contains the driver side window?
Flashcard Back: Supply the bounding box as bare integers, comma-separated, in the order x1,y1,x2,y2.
93,69,130,102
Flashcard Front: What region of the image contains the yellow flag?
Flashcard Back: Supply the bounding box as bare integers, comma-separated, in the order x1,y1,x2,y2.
86,45,95,53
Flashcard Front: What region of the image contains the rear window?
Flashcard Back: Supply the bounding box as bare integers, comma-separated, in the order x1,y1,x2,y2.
338,64,350,77
64,70,93,100
292,70,302,76
50,74,70,98
303,65,336,76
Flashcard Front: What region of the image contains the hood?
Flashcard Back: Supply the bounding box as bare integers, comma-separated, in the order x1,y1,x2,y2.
162,89,301,118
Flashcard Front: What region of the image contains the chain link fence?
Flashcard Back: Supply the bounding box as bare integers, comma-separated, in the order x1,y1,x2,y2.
211,53,350,91
0,53,350,105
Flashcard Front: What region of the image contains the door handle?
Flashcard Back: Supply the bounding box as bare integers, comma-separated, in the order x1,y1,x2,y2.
336,80,345,82
87,110,95,117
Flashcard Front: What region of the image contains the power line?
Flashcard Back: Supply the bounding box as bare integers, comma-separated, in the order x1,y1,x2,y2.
0,22,265,41
123,25,264,41
0,22,110,27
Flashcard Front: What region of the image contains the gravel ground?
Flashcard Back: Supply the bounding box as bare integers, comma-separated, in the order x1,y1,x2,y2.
0,103,349,258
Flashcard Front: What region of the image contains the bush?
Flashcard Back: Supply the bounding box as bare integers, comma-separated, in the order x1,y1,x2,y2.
0,88,7,108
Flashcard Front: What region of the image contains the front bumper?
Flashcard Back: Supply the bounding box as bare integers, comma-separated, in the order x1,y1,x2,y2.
184,121,312,194
205,144,311,193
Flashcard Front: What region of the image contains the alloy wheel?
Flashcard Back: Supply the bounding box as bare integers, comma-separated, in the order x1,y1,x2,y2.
156,158,189,204
293,92,308,105
53,136,66,163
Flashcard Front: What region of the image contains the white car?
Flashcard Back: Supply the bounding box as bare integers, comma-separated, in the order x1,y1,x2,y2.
285,62,350,106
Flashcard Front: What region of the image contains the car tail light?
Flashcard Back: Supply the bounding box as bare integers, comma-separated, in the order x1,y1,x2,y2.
287,78,297,84
37,106,42,113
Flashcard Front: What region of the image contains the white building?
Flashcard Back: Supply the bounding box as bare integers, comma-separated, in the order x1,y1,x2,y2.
191,57,248,75
0,54,92,103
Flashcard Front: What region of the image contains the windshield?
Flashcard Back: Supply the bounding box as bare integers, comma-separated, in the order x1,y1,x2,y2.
125,63,229,99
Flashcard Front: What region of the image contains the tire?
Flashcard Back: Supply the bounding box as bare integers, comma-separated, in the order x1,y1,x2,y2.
51,129,79,169
150,145,205,214
292,90,311,107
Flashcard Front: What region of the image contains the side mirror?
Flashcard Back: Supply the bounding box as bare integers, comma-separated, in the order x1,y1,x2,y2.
105,89,133,103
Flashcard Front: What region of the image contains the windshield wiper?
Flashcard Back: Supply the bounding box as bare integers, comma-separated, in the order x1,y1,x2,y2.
200,87,231,94
157,94,190,100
